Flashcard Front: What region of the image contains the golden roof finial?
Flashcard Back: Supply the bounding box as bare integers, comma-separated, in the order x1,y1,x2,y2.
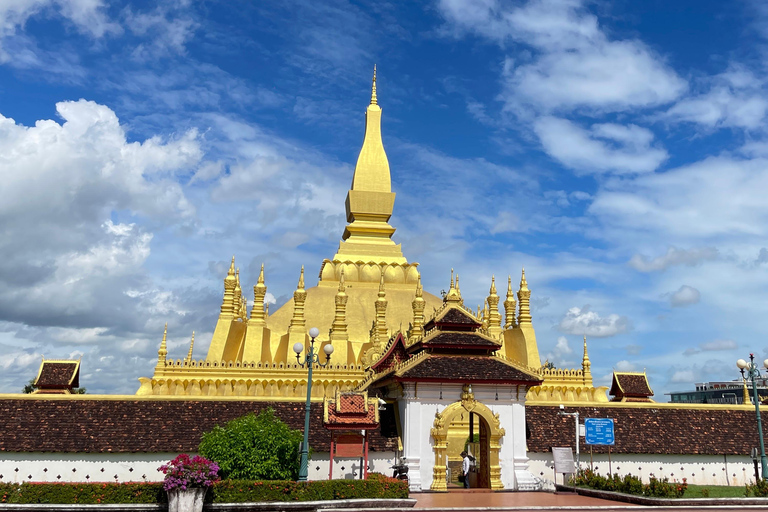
455,274,462,296
519,267,529,291
158,323,168,361
416,273,423,298
298,265,305,290
257,263,265,285
490,275,497,295
582,335,591,372
450,268,455,290
186,331,195,362
507,275,513,295
371,64,378,105
228,256,235,275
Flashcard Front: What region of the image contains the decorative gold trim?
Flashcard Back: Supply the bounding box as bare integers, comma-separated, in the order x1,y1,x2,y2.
429,400,505,492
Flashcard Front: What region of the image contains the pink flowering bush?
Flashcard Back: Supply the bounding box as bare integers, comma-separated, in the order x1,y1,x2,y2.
158,454,220,492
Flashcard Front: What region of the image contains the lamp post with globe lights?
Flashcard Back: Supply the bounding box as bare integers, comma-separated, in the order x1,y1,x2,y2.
294,327,334,482
737,354,768,480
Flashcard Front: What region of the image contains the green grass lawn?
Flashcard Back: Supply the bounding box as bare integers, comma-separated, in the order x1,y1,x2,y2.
684,484,748,498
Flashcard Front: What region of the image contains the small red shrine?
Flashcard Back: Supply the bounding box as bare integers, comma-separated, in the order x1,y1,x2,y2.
322,390,380,479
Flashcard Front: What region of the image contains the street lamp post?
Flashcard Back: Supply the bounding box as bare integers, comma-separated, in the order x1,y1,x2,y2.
737,354,768,480
294,327,334,482
558,405,580,471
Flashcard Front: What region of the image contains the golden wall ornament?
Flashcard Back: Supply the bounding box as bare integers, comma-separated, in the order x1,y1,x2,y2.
461,383,476,412
429,400,504,491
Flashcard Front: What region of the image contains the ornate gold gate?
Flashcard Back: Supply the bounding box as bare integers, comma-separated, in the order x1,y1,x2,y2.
429,397,505,491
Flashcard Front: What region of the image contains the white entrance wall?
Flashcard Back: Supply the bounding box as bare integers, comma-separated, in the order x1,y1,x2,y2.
527,452,760,487
397,382,534,492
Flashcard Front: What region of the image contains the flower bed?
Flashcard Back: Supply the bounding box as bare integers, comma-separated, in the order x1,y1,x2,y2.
570,468,687,498
0,476,408,504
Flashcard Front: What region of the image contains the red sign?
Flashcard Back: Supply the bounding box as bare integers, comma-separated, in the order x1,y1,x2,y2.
335,433,364,457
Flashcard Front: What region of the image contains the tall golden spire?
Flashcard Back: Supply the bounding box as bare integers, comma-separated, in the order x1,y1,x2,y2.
487,275,502,338
220,257,237,316
582,335,591,379
410,273,425,343
371,64,378,105
374,269,389,345
156,323,168,367
517,268,532,325
333,66,407,267
186,331,195,363
289,266,307,334
250,263,267,325
330,269,349,346
504,275,517,329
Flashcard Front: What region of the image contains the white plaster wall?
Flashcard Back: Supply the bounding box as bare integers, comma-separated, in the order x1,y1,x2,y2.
528,452,760,487
0,453,177,484
306,452,397,481
400,383,527,492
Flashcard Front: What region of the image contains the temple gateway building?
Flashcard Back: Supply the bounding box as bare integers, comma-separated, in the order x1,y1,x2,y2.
0,72,765,491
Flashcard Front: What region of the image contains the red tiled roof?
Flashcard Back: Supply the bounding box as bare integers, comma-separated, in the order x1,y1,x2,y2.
417,331,501,350
0,399,397,453
610,372,654,399
396,355,541,384
527,404,764,455
34,361,79,390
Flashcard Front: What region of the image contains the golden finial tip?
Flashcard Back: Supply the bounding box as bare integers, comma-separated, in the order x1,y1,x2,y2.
371,64,378,105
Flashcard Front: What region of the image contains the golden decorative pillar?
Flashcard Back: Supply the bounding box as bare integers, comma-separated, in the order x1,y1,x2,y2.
288,266,308,354
487,276,503,339
517,268,531,325
250,263,267,324
155,323,168,371
409,274,425,343
374,270,389,345
503,275,517,329
582,335,592,385
329,270,349,364
185,331,195,363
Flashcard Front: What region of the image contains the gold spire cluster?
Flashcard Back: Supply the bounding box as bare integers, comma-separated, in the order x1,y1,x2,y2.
409,274,425,343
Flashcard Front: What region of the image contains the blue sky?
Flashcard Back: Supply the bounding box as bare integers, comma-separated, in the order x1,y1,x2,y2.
1,0,768,396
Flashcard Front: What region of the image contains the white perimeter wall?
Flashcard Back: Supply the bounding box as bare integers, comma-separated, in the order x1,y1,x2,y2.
0,452,397,484
528,452,760,487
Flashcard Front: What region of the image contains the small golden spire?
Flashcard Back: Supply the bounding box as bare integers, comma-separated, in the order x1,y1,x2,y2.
186,331,195,362
250,263,267,324
371,64,378,105
487,275,502,337
158,323,168,361
450,268,455,289
520,267,528,291
339,268,346,292
298,265,305,290
582,335,591,373
455,274,462,299
490,275,497,295
416,274,423,298
504,275,517,329
379,268,386,296
517,268,532,325
257,263,265,285
228,256,235,275
410,272,425,343
445,269,462,303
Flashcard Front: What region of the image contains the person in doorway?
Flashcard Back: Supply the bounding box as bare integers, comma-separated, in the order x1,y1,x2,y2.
461,451,470,489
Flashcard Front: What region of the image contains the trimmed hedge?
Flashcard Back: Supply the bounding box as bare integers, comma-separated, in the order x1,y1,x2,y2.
0,476,408,504
570,468,687,498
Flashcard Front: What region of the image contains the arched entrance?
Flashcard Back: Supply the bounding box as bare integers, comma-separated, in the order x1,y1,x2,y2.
430,392,505,491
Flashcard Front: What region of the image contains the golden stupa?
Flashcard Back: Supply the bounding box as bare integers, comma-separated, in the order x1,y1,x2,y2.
137,68,606,405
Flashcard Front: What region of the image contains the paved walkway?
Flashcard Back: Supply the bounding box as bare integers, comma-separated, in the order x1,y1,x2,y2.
412,490,638,509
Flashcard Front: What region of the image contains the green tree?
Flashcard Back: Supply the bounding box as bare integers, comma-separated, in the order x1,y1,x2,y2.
72,387,86,394
22,380,36,394
198,408,303,480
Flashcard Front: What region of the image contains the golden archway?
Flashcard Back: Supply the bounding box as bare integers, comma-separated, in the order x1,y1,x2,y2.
429,400,505,491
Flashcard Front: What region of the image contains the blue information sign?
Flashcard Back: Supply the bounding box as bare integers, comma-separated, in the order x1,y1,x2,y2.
584,418,615,445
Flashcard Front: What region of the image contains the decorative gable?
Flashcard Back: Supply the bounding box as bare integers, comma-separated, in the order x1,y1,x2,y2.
369,332,409,373
32,359,81,394
323,390,380,430
610,371,654,402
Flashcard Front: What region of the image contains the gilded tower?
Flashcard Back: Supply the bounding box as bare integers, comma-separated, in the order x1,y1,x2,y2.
138,69,601,404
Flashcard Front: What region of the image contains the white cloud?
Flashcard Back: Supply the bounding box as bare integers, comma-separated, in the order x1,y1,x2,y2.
124,4,198,60
614,360,636,372
591,155,768,242
662,65,768,130
544,336,574,368
669,285,701,307
0,0,119,62
558,305,630,337
683,339,737,355
534,117,668,174
628,246,719,272
438,0,686,114
670,369,695,383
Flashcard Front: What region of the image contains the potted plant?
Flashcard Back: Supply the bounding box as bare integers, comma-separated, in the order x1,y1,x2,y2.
159,454,220,512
